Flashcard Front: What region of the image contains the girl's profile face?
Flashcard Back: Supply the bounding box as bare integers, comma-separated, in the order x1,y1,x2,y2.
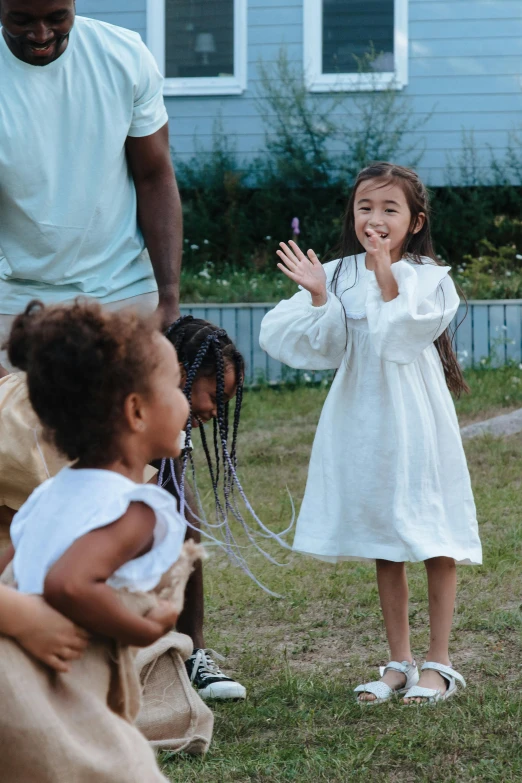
140,335,190,459
353,178,424,263
185,364,238,429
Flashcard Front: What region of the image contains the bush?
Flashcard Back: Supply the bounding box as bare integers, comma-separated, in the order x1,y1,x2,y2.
453,242,522,300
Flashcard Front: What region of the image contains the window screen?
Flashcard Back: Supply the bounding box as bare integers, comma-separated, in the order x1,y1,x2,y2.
322,0,394,74
165,0,234,79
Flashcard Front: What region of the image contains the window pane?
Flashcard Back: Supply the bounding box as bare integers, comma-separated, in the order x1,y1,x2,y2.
322,0,394,74
166,0,234,79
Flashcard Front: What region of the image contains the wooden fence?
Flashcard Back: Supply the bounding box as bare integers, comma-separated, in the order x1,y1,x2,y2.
179,300,522,384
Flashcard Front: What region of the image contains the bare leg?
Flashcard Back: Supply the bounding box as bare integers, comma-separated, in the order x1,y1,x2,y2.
359,559,413,702
404,556,456,704
176,523,205,649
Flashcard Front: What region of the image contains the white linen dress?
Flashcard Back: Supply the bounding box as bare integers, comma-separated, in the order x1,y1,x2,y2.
259,254,482,565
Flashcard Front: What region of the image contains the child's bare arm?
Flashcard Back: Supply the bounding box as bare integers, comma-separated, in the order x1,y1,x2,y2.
44,502,177,647
0,544,88,671
0,587,89,672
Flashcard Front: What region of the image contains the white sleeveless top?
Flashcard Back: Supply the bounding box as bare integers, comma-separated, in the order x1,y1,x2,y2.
11,467,187,595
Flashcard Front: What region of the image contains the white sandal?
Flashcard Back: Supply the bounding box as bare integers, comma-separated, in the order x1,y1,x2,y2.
354,660,419,706
403,661,466,705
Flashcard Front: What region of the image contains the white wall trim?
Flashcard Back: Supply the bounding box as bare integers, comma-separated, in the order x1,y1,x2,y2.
146,0,247,97
303,0,409,93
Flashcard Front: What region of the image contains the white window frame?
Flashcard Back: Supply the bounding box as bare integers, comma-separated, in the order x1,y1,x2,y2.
146,0,247,96
303,0,408,92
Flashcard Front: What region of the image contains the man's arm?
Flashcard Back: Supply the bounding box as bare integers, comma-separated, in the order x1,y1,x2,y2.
126,123,183,326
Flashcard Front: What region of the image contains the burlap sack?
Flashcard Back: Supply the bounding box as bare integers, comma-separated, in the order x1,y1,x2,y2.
127,541,213,755
136,632,214,754
0,543,212,781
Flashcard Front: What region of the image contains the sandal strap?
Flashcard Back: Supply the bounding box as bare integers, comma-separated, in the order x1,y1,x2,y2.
421,662,466,688
354,681,393,699
382,660,416,676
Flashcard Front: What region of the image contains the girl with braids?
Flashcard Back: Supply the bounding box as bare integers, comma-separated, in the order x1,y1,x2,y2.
260,163,481,706
152,316,249,701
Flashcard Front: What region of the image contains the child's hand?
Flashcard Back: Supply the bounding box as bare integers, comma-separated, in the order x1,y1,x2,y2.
364,228,392,270
146,600,179,636
13,595,89,673
276,240,328,306
365,229,398,302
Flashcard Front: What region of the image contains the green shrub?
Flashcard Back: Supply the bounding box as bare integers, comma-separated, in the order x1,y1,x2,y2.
180,264,296,304
453,242,522,300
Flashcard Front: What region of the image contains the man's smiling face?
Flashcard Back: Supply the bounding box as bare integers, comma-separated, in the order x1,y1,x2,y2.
1,0,75,66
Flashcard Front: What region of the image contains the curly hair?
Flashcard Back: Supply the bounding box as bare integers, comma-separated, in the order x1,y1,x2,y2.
5,299,161,464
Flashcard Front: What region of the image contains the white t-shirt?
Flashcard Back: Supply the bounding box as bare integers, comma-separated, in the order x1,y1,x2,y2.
0,17,169,314
11,467,187,594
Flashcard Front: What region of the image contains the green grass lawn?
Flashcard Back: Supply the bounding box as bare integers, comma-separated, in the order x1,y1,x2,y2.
161,369,522,782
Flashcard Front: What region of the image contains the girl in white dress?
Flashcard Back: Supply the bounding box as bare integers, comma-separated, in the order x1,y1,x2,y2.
260,162,482,706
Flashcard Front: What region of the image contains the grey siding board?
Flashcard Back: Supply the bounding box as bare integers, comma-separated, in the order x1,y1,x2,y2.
506,306,522,365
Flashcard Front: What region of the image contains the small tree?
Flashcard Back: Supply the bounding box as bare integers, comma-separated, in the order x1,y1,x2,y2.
256,48,430,189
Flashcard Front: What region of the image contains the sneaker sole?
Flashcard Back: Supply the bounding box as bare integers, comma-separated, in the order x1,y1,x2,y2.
198,683,247,701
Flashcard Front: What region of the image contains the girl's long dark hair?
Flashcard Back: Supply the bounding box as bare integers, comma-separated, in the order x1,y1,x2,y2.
158,316,292,595
332,162,469,397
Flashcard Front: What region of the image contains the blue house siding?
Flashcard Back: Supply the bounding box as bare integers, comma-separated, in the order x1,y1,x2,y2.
76,0,522,186
76,0,146,40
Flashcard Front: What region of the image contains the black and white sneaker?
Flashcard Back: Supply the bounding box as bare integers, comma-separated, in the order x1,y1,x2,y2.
186,649,247,701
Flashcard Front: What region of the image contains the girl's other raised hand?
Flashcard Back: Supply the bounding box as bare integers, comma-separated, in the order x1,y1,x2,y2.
276,241,327,306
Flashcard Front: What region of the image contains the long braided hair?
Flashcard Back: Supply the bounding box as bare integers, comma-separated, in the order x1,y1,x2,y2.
331,162,469,397
158,316,292,594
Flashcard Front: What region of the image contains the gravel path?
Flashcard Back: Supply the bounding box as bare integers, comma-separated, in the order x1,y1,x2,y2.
461,408,522,440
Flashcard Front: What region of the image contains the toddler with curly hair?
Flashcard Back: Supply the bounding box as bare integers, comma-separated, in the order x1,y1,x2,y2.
0,299,193,782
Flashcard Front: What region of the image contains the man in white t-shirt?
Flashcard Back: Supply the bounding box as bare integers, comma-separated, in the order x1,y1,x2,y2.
0,0,183,372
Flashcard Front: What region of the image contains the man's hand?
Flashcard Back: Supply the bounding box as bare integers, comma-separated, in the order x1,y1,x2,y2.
156,293,180,330
276,240,328,307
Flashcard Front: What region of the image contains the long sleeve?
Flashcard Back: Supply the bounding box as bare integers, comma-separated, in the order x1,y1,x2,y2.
259,289,348,370
366,261,459,365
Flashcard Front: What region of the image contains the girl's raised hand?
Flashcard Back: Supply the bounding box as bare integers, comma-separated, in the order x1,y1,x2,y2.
364,228,392,270
276,241,327,306
365,229,399,302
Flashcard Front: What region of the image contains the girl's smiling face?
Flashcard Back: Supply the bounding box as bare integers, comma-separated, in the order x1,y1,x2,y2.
182,364,239,429
354,178,425,263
